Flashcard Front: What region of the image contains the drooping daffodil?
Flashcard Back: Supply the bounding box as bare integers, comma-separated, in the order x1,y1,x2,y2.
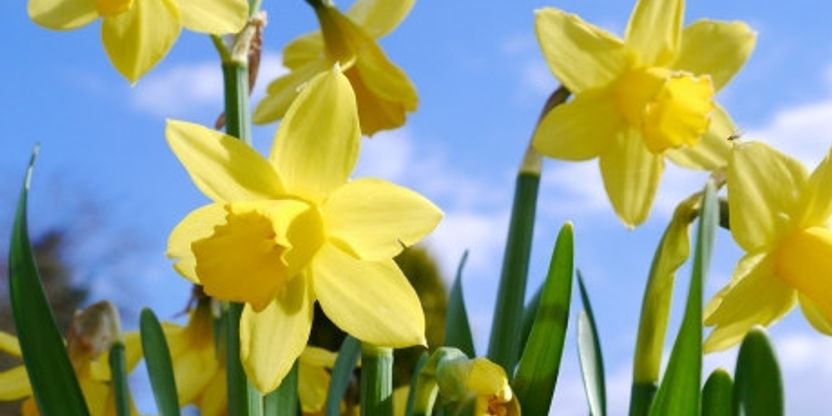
166,67,442,392
28,0,249,83
0,302,143,415
253,0,417,136
436,356,520,416
532,0,755,226
705,142,832,351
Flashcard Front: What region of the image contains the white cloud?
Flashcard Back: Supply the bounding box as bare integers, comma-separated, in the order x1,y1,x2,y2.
748,99,832,167
132,51,286,118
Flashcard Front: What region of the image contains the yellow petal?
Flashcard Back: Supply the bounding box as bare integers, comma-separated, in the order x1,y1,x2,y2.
299,346,337,368
176,0,248,34
466,358,510,398
298,349,333,413
323,179,442,261
346,0,414,38
704,254,796,352
796,146,832,228
532,87,621,161
270,68,360,203
241,275,314,393
191,200,316,310
166,120,284,202
665,104,733,170
167,203,228,283
599,128,664,227
0,366,31,400
535,8,633,93
345,67,409,136
774,226,832,324
799,294,832,336
312,243,425,347
28,0,97,29
624,0,683,65
101,0,181,83
283,33,326,70
728,141,808,252
195,369,227,416
0,332,21,357
673,20,756,91
253,59,329,125
168,333,218,404
354,41,418,111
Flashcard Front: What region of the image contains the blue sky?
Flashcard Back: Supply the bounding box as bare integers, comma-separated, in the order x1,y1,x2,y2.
3,0,832,414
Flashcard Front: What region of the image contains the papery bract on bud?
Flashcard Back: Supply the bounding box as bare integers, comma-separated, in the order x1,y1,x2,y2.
704,142,832,351
254,0,417,136
532,0,755,227
165,67,442,392
28,0,249,83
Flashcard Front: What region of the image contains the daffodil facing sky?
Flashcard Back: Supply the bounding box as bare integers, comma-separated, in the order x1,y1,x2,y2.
166,67,442,392
704,142,832,351
27,0,249,83
254,0,418,136
532,0,755,227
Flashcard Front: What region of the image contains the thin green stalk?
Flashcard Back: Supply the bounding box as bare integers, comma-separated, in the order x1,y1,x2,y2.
223,62,252,145
264,362,299,415
109,341,131,416
487,86,569,372
223,302,248,416
361,344,394,416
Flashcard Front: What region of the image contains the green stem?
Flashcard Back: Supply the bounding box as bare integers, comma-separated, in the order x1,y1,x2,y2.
360,344,393,416
109,341,131,416
486,87,569,372
222,62,252,145
224,302,248,416
264,362,299,415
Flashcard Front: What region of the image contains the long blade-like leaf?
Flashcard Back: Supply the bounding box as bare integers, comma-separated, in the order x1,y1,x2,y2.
577,272,606,416
512,223,574,415
327,336,362,416
109,341,131,416
733,328,784,416
702,369,733,416
8,148,90,416
444,251,475,356
648,181,718,416
140,308,181,416
518,285,542,355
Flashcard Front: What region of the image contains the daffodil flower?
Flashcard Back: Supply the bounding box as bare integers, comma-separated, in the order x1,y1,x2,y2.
28,0,249,83
704,142,832,351
161,300,226,415
532,0,755,226
436,357,520,416
253,0,417,136
166,67,442,392
297,346,338,415
0,321,142,415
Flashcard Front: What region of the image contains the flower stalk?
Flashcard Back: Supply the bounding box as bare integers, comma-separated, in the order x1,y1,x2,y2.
360,344,394,416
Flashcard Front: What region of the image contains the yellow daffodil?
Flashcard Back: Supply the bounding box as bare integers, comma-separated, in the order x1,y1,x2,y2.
161,300,226,415
253,0,417,136
166,67,442,392
532,0,755,226
0,303,142,415
28,0,249,83
705,142,832,351
297,346,339,415
436,357,520,416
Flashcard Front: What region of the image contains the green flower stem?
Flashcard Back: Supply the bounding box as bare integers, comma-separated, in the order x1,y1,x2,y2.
264,362,299,415
109,341,131,416
222,62,252,145
486,86,570,372
360,344,394,416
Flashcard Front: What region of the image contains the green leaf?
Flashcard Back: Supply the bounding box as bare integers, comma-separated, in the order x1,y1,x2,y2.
577,272,607,416
109,341,132,416
512,223,574,415
733,328,784,416
360,344,394,416
8,147,90,416
649,181,718,416
405,352,429,416
487,172,540,371
140,308,181,416
629,193,699,416
702,369,733,416
518,285,542,356
444,251,475,356
264,362,299,415
327,336,362,416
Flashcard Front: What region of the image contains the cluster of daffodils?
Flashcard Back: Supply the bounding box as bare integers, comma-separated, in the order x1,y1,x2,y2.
6,0,832,414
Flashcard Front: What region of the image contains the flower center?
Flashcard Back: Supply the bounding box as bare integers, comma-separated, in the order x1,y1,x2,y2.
615,67,715,154
191,201,323,311
774,226,832,321
95,0,134,17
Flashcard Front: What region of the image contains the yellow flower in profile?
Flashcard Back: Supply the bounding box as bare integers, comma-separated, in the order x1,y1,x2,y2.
437,357,520,416
28,0,249,83
253,0,417,135
166,67,442,392
0,304,142,415
705,142,832,351
532,0,755,226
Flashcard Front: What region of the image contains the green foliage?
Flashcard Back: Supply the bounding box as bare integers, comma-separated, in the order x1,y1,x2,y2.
577,272,606,416
733,328,784,416
327,336,362,416
702,369,733,416
140,308,180,416
444,251,475,357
